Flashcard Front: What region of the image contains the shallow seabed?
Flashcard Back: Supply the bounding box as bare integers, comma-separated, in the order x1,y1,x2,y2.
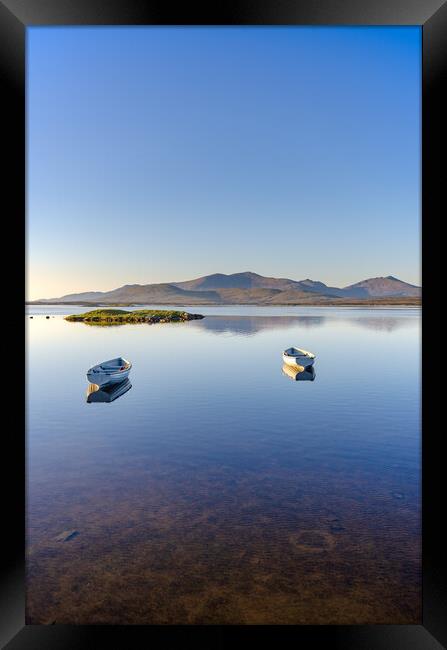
26,307,421,624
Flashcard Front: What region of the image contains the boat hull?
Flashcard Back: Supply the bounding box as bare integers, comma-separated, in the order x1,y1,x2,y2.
282,353,315,369
87,367,131,387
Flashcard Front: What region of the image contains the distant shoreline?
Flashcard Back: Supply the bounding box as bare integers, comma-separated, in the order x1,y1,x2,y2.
27,297,421,308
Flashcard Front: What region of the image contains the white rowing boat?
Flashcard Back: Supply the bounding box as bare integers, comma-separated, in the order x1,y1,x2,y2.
282,347,316,369
87,357,132,387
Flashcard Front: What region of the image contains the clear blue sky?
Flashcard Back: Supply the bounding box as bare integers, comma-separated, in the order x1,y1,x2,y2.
27,26,421,299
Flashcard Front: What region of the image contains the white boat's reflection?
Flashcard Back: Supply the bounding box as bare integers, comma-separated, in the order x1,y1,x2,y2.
282,363,316,381
86,378,132,403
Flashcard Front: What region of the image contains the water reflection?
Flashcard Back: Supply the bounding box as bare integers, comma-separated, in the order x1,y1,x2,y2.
86,379,132,403
350,317,415,332
191,314,416,336
193,316,325,336
282,363,316,381
27,309,420,625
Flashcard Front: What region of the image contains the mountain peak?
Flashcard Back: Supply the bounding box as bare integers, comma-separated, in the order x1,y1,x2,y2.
343,275,420,297
36,272,421,304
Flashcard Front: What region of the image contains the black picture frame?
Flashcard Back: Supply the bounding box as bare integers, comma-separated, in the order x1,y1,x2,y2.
2,0,445,647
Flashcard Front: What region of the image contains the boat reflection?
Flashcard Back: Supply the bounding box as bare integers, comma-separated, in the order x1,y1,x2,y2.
86,378,132,403
282,363,316,381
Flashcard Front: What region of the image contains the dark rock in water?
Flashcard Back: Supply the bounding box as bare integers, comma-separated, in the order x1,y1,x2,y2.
55,529,79,542
289,530,335,553
330,524,345,532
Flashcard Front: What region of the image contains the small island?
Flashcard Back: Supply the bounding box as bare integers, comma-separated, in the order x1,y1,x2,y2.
64,308,204,325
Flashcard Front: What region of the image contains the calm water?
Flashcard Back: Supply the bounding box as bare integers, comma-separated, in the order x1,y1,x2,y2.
26,306,421,624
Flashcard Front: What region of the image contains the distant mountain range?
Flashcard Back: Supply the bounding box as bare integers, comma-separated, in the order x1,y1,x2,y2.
32,272,421,305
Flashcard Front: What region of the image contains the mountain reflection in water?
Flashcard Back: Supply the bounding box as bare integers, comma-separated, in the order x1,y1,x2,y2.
191,315,412,336
192,316,325,336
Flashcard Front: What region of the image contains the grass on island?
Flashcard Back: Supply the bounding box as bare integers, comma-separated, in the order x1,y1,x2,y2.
64,308,204,325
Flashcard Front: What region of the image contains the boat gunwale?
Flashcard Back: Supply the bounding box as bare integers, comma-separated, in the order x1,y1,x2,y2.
283,347,315,359
87,358,132,376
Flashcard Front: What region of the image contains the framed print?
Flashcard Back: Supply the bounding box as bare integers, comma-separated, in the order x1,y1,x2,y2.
1,0,446,647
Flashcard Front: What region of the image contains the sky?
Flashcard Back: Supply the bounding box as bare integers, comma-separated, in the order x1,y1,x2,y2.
27,26,421,299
